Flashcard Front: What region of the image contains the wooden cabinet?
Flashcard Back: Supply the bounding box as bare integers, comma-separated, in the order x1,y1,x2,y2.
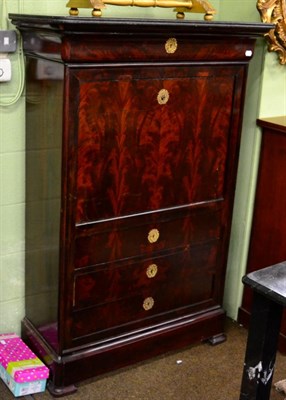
238,116,286,353
10,14,271,396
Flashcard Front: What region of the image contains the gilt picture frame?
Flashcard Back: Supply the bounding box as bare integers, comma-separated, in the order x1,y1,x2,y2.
257,0,286,64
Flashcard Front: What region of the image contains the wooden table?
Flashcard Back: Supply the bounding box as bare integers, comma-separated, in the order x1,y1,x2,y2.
240,261,286,399
238,116,286,353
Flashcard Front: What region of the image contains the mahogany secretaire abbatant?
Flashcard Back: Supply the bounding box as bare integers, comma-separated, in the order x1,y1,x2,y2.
10,14,271,396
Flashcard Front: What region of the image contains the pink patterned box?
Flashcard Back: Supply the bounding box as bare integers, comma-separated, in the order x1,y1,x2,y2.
0,333,49,397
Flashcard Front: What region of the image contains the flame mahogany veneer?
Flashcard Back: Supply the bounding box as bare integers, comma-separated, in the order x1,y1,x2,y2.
10,14,272,397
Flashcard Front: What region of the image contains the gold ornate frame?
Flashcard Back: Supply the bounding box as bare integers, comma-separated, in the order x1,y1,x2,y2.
257,0,286,64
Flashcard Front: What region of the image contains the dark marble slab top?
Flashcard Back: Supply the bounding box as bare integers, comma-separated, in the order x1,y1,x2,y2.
243,261,286,306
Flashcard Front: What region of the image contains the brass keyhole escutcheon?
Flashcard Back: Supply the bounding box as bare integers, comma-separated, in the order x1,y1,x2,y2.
157,89,169,105
148,228,160,243
165,37,178,54
146,264,158,278
143,297,154,311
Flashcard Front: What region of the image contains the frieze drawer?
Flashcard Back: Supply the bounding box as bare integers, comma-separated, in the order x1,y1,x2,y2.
62,35,256,63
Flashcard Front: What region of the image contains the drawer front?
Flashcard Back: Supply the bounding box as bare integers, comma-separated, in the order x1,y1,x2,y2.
71,285,214,341
64,35,255,63
71,242,219,340
72,65,242,223
74,205,221,268
73,241,219,309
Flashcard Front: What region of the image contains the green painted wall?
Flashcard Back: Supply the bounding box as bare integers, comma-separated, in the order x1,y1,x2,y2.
222,3,286,319
0,0,285,334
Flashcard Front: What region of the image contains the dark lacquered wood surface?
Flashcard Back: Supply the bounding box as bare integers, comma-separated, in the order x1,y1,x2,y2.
10,14,272,396
238,117,286,353
74,65,236,222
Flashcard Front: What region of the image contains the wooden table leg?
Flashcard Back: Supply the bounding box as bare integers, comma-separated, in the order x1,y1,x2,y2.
240,291,283,400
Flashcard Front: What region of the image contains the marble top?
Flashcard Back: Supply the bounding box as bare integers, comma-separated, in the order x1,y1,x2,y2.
243,261,286,306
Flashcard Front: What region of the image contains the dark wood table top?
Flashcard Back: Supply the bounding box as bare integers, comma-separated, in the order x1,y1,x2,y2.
243,261,286,306
257,116,286,133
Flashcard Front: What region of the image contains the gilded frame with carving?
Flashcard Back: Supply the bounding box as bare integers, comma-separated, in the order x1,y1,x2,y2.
257,0,286,64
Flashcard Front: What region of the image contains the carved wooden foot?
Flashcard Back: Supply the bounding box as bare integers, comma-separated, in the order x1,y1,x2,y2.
207,333,227,346
47,381,78,398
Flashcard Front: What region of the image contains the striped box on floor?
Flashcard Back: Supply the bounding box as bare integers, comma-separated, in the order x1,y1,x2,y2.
0,333,49,397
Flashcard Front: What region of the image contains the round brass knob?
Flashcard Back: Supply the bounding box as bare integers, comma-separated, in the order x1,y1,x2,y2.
165,37,178,54
157,89,169,105
176,11,185,19
92,8,102,17
146,264,158,278
148,229,160,244
143,297,154,311
69,7,79,16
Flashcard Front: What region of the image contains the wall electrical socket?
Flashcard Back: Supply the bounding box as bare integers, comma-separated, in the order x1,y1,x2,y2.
0,58,12,82
0,30,17,53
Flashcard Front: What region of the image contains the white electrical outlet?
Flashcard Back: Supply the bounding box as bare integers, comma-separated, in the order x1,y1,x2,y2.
0,58,11,82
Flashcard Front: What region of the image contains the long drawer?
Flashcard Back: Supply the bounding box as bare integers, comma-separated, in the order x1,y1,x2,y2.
74,205,222,267
71,278,216,342
73,241,219,309
64,34,254,63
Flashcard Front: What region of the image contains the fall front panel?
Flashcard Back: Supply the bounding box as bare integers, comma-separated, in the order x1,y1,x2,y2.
69,65,238,223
